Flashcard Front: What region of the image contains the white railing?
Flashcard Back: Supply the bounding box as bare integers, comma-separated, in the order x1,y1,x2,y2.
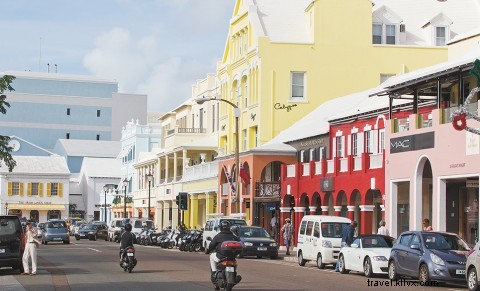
286,165,296,178
327,160,334,174
339,158,348,172
353,156,362,171
183,160,218,182
369,153,383,169
302,163,310,176
315,161,322,175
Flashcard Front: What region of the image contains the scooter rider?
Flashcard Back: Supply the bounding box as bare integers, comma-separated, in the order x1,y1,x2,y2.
120,223,134,258
207,220,241,286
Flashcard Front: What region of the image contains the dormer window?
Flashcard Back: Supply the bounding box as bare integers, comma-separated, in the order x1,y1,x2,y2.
373,24,382,44
421,13,452,46
435,26,446,46
372,23,397,45
386,25,396,44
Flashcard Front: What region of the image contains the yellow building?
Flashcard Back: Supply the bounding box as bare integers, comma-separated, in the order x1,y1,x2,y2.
214,0,480,228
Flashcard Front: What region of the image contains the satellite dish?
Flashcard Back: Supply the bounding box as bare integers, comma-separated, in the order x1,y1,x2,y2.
8,140,20,152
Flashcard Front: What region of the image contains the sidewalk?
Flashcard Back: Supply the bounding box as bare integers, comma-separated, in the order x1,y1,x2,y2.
278,252,297,263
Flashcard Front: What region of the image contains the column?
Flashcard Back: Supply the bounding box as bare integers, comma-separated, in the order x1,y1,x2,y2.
182,150,187,177
333,206,342,216
321,206,329,215
165,155,169,182
359,205,375,235
183,196,191,228
347,206,356,221
163,201,170,229
293,207,305,247
308,206,317,215
172,202,179,229
173,151,178,181
190,194,199,229
279,207,291,247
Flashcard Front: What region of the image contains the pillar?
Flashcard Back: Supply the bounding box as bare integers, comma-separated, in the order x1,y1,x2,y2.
321,206,329,215
293,207,305,246
347,206,356,221
172,203,179,229
279,207,291,247
360,205,375,235
165,155,169,182
182,150,187,176
173,151,178,181
308,206,317,215
163,201,170,229
333,206,342,216
190,194,199,229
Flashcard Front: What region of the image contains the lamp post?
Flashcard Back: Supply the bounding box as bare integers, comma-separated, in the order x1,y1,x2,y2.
123,178,129,218
195,96,240,213
146,172,153,220
103,185,109,223
5,201,8,215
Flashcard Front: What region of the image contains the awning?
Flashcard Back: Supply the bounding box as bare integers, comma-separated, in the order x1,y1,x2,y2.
7,204,66,211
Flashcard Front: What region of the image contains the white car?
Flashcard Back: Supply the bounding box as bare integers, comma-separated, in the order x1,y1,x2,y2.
338,235,394,277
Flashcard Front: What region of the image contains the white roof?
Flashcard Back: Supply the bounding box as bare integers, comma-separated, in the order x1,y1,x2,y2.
1,156,70,175
372,0,480,45
80,157,121,178
54,139,121,158
1,70,117,84
449,26,480,44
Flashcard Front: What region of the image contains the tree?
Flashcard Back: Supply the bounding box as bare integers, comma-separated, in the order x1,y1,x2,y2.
0,75,16,171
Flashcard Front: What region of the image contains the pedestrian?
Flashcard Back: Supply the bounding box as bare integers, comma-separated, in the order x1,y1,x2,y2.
270,212,278,238
377,220,390,236
423,218,433,231
281,218,294,255
22,222,41,276
335,221,357,272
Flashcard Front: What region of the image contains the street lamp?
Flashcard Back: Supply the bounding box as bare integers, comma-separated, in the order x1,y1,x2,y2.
5,201,8,215
123,178,129,218
146,172,153,220
195,96,240,212
103,185,109,223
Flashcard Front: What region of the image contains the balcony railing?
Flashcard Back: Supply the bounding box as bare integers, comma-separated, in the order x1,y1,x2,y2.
255,182,280,198
286,165,296,178
302,163,310,176
165,127,207,137
183,160,218,182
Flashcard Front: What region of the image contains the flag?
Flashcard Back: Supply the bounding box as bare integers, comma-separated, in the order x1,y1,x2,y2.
240,166,250,186
223,164,236,195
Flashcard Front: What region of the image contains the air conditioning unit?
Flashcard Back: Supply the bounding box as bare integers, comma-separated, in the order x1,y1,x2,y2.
400,24,406,32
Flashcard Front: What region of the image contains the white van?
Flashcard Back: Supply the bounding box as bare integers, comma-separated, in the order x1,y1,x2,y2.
203,216,247,253
108,218,131,242
296,215,351,269
131,218,154,236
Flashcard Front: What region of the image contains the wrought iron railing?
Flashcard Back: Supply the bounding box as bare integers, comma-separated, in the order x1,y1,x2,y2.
255,182,281,198
177,128,206,134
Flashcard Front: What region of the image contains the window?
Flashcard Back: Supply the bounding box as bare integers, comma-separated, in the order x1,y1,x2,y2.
399,234,413,246
11,182,20,196
313,222,320,238
319,147,326,159
243,129,247,150
336,136,344,158
306,221,314,236
66,133,70,139
300,221,307,235
352,133,358,156
67,108,70,115
309,148,315,162
97,110,101,117
291,72,305,99
365,131,372,153
300,150,305,162
386,25,396,44
372,24,382,44
379,130,385,153
31,183,39,196
50,183,59,196
244,82,248,108
436,26,446,46
96,134,100,141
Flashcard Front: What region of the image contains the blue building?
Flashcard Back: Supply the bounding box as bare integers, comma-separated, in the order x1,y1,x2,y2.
0,71,147,150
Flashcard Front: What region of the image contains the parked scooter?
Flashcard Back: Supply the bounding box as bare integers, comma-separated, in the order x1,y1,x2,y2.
189,229,204,252
119,245,137,273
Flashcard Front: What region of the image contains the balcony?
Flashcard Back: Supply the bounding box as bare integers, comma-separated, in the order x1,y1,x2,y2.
183,160,218,182
163,127,208,148
255,182,280,198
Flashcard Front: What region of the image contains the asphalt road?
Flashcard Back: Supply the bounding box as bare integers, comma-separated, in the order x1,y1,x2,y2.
0,239,471,291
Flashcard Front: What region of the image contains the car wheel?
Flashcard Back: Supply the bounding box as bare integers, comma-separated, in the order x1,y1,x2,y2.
419,263,430,284
339,255,349,274
468,267,480,291
256,255,262,259
75,236,80,241
388,260,397,280
363,257,373,278
298,251,307,267
93,234,97,241
270,254,278,260
63,240,69,244
316,253,325,269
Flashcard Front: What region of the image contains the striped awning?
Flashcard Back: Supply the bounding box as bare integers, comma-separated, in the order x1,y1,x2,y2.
7,204,66,211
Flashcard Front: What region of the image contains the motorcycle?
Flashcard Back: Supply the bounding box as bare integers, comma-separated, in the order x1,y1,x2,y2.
208,239,243,291
119,246,137,273
189,229,204,252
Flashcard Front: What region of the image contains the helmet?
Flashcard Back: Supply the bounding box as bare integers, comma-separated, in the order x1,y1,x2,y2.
124,223,132,232
219,220,231,232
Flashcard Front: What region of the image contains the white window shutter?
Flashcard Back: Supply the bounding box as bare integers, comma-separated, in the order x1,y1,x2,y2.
332,138,337,158
370,131,375,154
341,136,345,157
358,132,364,155
347,135,351,156
373,130,379,154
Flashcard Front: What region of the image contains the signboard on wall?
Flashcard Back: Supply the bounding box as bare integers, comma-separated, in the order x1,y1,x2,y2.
390,132,434,154
466,130,480,156
320,177,334,192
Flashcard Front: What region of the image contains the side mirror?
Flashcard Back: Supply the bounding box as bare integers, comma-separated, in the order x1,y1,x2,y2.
410,244,421,250
206,236,212,241
351,243,359,248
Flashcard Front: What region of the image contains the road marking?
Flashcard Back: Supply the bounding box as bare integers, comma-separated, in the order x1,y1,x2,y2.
87,248,102,252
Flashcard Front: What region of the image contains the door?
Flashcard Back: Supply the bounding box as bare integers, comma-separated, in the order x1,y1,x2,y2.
403,234,422,277
446,183,460,234
304,221,315,259
395,233,413,275
343,238,360,271
297,220,307,257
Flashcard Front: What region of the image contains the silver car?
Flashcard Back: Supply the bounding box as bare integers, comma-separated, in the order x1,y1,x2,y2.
41,220,70,245
467,241,480,291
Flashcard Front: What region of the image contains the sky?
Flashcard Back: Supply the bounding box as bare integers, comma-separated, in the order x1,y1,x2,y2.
0,0,236,112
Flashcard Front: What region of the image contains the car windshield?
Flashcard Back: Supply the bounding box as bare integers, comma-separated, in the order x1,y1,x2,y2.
75,221,84,226
0,218,21,235
38,223,44,228
82,225,97,230
115,221,124,227
239,227,270,238
422,233,470,251
361,236,394,248
321,222,349,238
221,219,247,227
46,221,67,228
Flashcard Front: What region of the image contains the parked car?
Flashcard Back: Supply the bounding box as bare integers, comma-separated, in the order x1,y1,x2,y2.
108,218,131,242
0,215,25,272
236,226,278,259
388,231,470,284
338,235,394,277
72,221,86,236
131,218,154,237
75,223,108,241
41,220,70,245
467,240,480,291
36,222,45,239
203,217,247,253
296,215,351,269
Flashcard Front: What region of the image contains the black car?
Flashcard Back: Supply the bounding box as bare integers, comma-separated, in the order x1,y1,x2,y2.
0,215,24,272
75,223,108,241
237,226,278,259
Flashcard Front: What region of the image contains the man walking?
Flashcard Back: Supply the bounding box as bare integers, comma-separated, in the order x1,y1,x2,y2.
22,222,41,275
281,218,294,255
335,221,358,272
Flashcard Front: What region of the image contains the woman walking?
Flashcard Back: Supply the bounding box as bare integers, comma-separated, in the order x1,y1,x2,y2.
22,222,41,275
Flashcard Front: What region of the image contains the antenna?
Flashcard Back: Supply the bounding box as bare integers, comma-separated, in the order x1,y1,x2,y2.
39,37,42,72
55,64,57,73
47,63,50,73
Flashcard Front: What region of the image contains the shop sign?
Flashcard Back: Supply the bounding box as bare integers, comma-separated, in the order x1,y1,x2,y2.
320,177,334,192
266,203,277,211
466,130,480,156
467,179,479,188
390,132,434,154
300,139,325,148
18,201,52,205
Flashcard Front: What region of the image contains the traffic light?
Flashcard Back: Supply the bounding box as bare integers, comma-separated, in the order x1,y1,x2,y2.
179,192,188,210
175,194,180,205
